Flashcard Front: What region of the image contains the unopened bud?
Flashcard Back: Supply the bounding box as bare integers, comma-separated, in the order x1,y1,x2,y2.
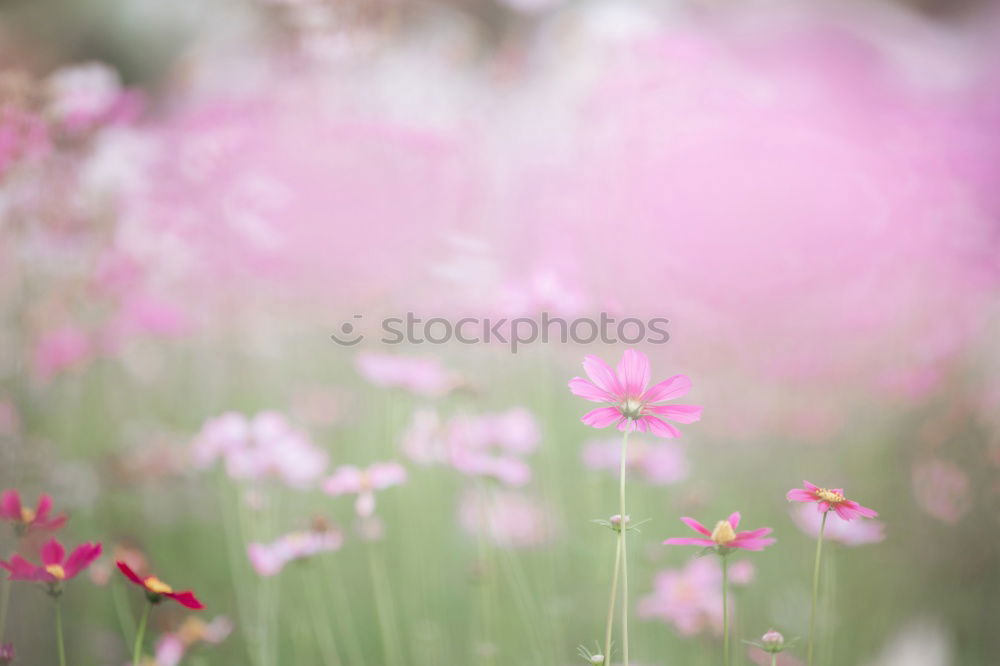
589,655,605,665
609,514,630,528
761,629,785,653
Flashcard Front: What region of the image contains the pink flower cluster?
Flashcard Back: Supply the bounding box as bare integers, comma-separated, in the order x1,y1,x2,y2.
400,406,540,486
192,411,329,489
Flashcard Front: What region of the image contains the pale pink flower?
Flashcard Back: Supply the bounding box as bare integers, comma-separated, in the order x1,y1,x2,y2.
154,615,233,666
191,411,328,488
912,460,970,524
458,489,555,549
45,63,138,131
791,503,885,546
786,481,878,521
356,352,459,397
247,529,343,576
399,408,446,465
727,559,756,586
638,558,724,636
32,326,92,382
322,462,407,517
581,437,688,485
664,512,775,552
569,349,702,438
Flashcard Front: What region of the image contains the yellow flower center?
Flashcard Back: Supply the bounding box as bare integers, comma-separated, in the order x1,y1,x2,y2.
20,507,36,523
816,488,845,504
144,576,174,594
45,564,66,580
620,398,643,419
359,471,373,491
711,520,737,546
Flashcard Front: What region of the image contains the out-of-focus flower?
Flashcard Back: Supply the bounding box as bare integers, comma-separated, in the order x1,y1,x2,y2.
0,490,68,535
191,411,328,488
638,558,724,636
866,617,952,666
356,352,460,397
116,561,205,609
154,615,232,666
569,349,702,438
0,642,14,665
912,460,971,524
791,503,885,546
322,462,407,517
458,488,555,549
728,559,756,586
581,437,688,485
32,326,93,383
1,538,102,585
664,513,775,553
786,481,878,521
45,63,140,132
247,528,344,576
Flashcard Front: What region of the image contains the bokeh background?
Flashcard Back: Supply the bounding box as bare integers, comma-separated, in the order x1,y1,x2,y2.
2,0,999,664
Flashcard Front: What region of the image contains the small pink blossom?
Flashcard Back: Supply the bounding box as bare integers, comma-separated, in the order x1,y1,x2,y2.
786,480,878,521
0,490,68,535
663,512,775,552
322,462,407,517
1,538,102,584
791,503,885,546
569,349,702,438
458,489,555,549
581,437,688,485
912,460,970,524
356,352,460,397
247,529,343,576
638,558,724,636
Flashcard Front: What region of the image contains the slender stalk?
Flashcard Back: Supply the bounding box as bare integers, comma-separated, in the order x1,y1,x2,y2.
807,512,828,666
771,654,777,666
619,427,631,666
132,602,151,666
367,545,403,666
721,556,729,666
55,598,67,666
0,577,9,641
602,536,622,663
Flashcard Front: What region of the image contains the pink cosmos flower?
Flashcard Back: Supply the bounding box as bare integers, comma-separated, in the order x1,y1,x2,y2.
322,462,407,517
1,538,102,584
247,529,344,576
786,481,878,521
638,558,724,636
791,503,885,546
0,490,68,535
568,349,702,438
355,352,460,397
912,460,970,524
663,512,775,552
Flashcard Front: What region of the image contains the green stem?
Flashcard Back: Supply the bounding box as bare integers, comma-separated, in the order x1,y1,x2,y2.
132,602,151,666
619,427,631,666
55,598,67,666
722,556,729,666
807,512,828,666
602,532,622,663
771,654,777,666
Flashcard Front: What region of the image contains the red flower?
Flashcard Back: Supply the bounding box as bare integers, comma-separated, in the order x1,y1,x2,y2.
0,490,68,534
116,560,205,609
0,538,102,583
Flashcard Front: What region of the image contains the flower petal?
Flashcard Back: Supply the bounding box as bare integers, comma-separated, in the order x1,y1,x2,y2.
729,537,776,551
582,355,623,398
735,527,773,540
803,480,819,492
646,404,703,423
582,407,623,429
643,416,681,439
680,517,711,536
663,537,715,547
641,375,692,403
116,560,146,587
34,494,53,522
0,490,21,521
728,512,741,529
40,539,65,566
64,542,102,579
568,377,615,403
786,489,815,502
166,591,205,610
616,349,650,397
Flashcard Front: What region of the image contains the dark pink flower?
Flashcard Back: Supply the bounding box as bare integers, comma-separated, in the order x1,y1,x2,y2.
786,480,878,521
1,538,102,584
568,349,702,438
663,512,775,552
0,490,68,535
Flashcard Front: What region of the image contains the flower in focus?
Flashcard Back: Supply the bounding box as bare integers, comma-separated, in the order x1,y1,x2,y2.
912,460,970,524
191,411,328,489
154,615,233,666
790,503,885,546
355,352,461,397
322,462,407,517
116,560,205,609
0,490,68,535
638,558,724,636
663,512,775,553
786,480,878,521
247,528,344,576
581,437,689,485
458,488,555,549
568,349,702,438
1,538,102,586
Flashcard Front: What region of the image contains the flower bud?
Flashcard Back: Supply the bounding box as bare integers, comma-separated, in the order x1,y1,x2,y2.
761,629,785,653
609,514,630,528
589,655,605,664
